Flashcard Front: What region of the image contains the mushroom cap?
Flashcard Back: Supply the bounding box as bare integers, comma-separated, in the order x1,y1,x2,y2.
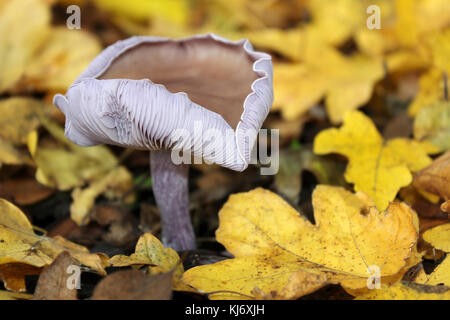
53,33,273,171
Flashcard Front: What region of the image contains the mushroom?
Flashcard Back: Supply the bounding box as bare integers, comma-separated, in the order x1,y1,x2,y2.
53,34,273,251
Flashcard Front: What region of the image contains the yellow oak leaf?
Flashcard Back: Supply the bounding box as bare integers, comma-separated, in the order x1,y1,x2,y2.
181,186,418,299
0,198,108,280
314,110,437,210
356,281,450,300
109,233,183,283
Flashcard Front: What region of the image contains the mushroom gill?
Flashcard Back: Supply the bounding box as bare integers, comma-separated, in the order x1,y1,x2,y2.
99,37,259,130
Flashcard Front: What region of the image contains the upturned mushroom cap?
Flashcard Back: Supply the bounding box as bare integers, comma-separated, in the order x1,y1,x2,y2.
53,33,273,171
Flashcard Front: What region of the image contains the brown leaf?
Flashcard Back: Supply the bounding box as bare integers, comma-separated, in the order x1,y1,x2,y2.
0,178,54,205
414,151,450,200
91,269,172,300
32,252,78,300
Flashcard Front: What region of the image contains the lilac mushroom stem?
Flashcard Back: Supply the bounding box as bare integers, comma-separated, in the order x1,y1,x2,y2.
150,149,196,251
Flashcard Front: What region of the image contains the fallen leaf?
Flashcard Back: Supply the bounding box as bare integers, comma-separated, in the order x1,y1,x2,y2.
414,256,450,287
32,252,78,300
273,50,384,123
423,223,450,252
413,151,450,200
0,198,108,278
0,0,50,93
109,233,183,283
442,200,450,214
314,110,437,210
0,263,41,292
19,28,101,92
91,269,172,300
181,186,418,299
0,178,54,205
70,166,134,225
32,116,127,194
0,290,32,300
0,137,32,168
356,281,450,300
414,101,450,151
0,98,46,146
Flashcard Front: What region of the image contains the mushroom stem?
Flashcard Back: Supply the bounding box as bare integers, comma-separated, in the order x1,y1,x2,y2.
150,149,196,251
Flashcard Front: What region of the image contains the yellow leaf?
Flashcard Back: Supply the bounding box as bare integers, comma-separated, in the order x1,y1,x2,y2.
414,256,450,287
423,223,450,252
0,290,32,300
314,110,437,210
413,101,450,152
356,281,450,300
0,0,50,93
0,98,46,146
181,186,418,299
94,0,189,27
0,198,108,276
20,28,101,92
70,166,134,225
274,50,384,123
0,137,32,169
109,233,183,284
33,117,120,191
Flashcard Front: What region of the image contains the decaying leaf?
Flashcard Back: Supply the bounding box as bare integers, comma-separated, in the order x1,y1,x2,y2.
181,186,418,299
314,110,437,210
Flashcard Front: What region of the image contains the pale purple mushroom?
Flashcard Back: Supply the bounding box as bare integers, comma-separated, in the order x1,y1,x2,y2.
53,33,273,251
